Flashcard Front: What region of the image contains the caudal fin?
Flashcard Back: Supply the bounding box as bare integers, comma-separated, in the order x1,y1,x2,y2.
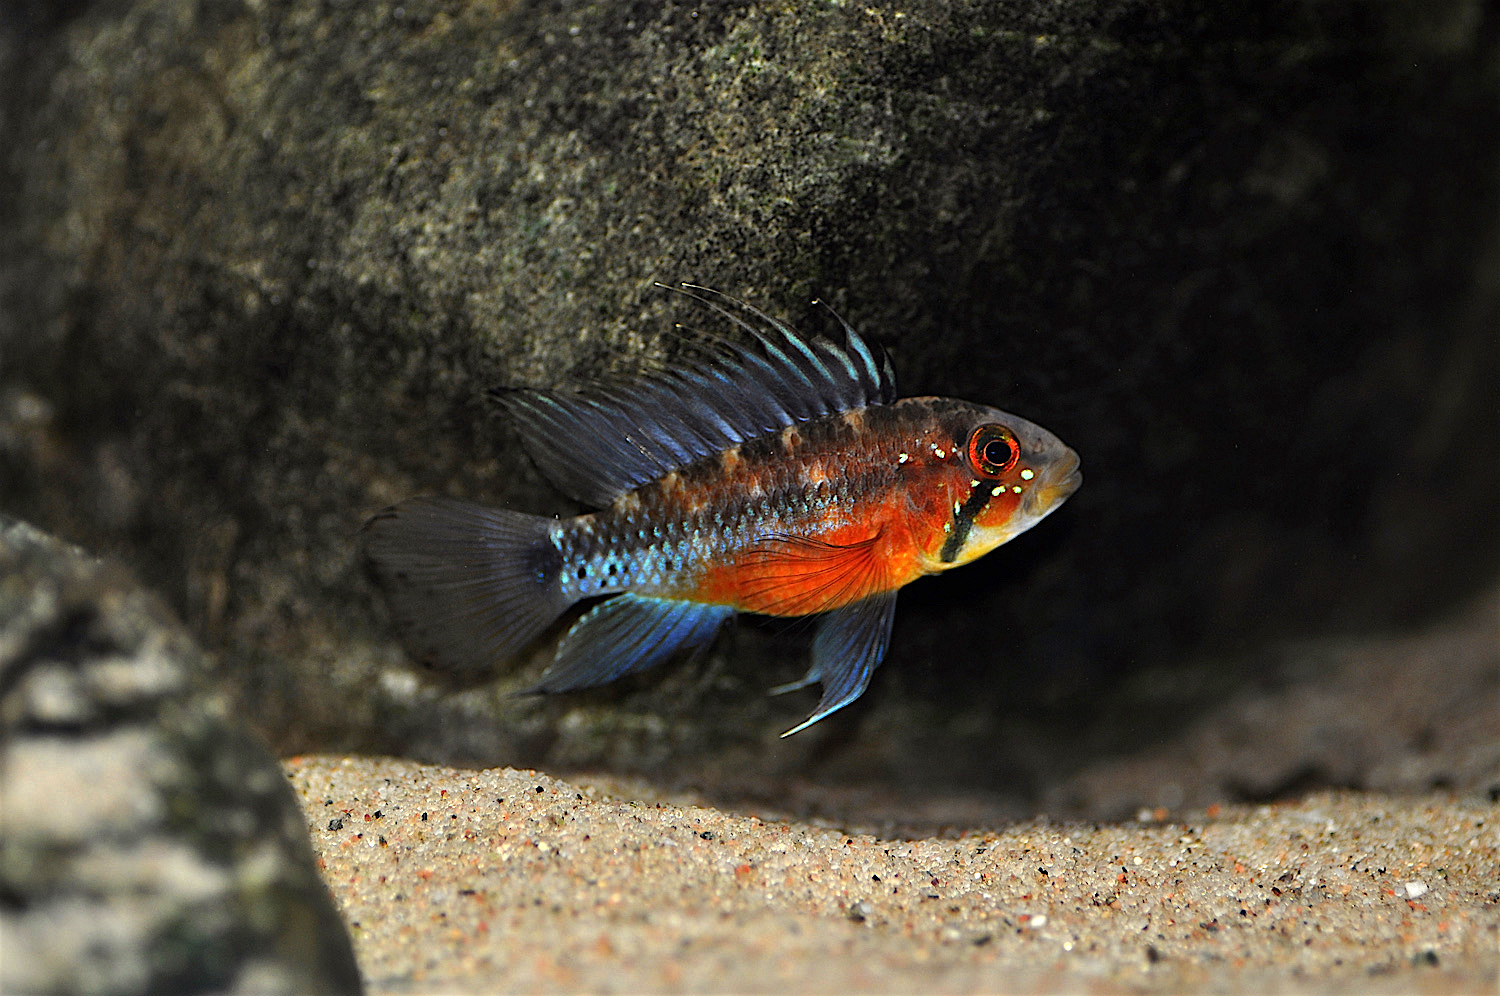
362,496,573,675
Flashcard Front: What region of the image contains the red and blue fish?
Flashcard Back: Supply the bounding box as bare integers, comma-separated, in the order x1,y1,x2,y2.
364,285,1081,735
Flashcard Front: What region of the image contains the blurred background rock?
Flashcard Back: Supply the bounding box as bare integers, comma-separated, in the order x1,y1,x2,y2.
0,518,361,995
2,0,1495,812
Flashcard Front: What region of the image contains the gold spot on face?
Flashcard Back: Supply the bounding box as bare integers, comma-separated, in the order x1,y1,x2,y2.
1020,468,1035,481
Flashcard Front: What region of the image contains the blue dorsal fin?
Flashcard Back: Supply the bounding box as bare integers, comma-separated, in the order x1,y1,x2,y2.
673,283,896,408
815,298,897,404
494,285,897,508
492,389,663,508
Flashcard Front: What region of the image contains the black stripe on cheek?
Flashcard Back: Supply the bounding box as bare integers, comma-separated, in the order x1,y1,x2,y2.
938,485,993,563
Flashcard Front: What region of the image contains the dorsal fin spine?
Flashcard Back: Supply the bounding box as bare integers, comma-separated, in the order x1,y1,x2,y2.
498,286,897,507
671,370,751,440
845,328,884,393
741,348,818,421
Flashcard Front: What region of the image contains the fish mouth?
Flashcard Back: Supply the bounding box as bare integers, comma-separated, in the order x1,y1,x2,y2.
1027,447,1081,515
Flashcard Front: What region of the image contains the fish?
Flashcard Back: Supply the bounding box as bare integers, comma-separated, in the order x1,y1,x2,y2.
363,284,1081,736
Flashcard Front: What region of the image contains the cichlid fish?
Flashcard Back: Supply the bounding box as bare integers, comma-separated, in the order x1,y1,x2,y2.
364,285,1081,736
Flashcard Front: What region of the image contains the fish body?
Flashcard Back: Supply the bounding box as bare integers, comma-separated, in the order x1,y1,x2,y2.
364,286,1080,735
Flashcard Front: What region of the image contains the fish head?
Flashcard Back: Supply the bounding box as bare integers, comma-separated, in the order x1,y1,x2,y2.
923,401,1081,570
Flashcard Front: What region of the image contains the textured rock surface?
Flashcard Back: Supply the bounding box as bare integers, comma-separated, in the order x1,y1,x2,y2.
0,518,361,996
2,0,1497,789
1043,587,1500,819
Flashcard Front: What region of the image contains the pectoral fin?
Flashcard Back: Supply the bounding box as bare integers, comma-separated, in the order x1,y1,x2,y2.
728,532,888,617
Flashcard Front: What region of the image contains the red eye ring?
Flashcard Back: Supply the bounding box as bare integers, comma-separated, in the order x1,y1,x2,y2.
967,425,1020,477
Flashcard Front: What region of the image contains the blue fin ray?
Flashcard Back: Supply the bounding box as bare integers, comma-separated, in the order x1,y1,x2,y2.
780,591,898,737
494,391,649,507
525,595,734,693
494,285,896,506
675,285,896,408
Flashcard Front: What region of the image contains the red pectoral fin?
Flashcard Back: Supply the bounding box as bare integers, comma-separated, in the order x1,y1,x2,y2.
710,532,891,617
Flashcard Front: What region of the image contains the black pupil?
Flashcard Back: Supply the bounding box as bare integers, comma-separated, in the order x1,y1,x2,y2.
982,436,1014,468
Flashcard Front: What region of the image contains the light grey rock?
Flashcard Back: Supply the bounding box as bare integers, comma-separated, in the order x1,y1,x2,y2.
0,518,361,996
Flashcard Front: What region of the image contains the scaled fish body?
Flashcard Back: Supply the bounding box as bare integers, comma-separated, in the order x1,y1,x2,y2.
364,286,1081,735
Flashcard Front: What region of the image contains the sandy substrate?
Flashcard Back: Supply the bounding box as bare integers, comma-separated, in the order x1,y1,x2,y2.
289,756,1497,993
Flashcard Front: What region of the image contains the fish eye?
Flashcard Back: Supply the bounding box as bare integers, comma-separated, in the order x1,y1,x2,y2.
967,425,1020,477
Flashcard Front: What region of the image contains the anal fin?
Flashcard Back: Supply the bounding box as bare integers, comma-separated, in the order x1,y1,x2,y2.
525,594,733,693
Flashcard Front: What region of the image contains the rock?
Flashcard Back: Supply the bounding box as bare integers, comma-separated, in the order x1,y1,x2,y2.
0,518,362,996
1042,586,1500,819
1,0,1496,790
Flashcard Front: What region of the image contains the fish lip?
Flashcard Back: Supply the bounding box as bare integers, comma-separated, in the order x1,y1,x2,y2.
1027,447,1082,513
